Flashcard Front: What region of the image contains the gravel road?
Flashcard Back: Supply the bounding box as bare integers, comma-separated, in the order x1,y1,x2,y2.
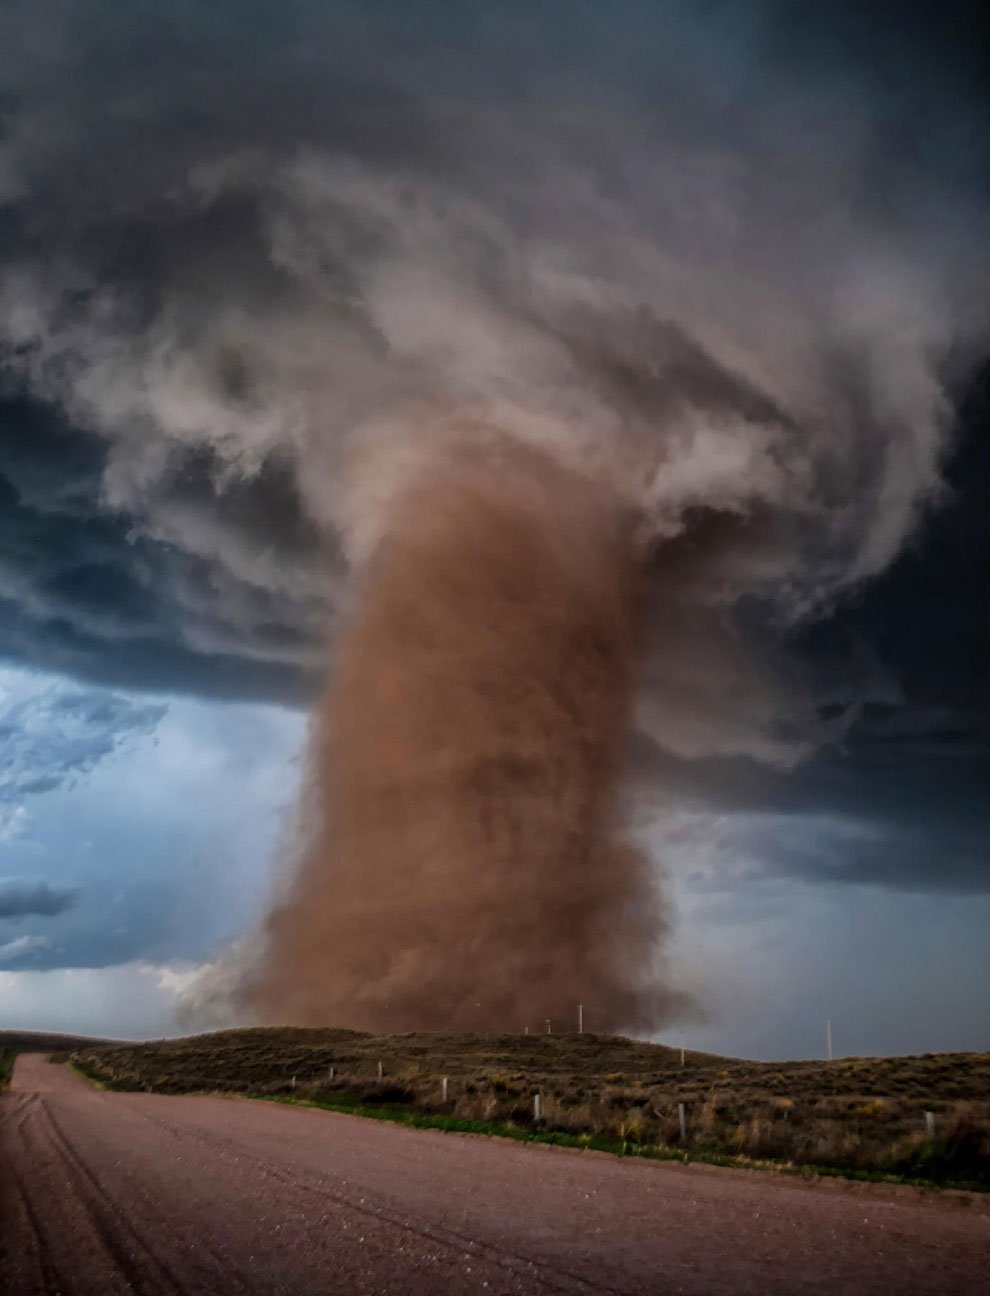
2,1053,986,1295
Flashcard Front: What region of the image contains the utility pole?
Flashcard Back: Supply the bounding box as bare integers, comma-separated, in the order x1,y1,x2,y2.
826,1019,833,1062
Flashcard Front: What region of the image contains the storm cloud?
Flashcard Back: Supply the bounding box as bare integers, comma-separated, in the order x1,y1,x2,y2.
0,0,988,926
0,878,77,919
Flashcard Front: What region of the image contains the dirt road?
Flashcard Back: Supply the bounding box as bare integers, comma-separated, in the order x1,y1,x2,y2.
2,1054,986,1295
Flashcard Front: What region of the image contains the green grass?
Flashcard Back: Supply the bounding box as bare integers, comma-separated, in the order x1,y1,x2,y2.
67,1027,990,1192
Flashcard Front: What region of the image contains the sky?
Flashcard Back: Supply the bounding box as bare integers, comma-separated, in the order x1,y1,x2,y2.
0,1,988,1057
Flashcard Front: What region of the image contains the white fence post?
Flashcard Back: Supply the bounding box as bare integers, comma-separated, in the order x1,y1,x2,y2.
925,1110,936,1139
442,1076,448,1102
534,1092,542,1122
377,1060,383,1081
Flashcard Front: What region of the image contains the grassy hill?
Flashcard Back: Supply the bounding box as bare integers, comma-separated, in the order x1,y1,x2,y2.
0,1030,124,1055
69,1027,990,1189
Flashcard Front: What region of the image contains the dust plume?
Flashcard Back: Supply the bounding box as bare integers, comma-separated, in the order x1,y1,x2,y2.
251,447,681,1032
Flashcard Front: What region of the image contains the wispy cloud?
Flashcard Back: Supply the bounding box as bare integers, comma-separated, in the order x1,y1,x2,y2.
0,667,167,840
0,933,51,962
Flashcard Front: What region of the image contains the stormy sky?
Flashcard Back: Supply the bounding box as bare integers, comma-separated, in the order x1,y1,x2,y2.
0,1,987,1056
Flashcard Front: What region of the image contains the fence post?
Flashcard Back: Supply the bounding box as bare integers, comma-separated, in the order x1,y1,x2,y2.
291,1075,296,1091
442,1076,448,1102
678,1102,687,1142
377,1060,383,1081
534,1092,542,1122
925,1110,936,1139
329,1065,334,1082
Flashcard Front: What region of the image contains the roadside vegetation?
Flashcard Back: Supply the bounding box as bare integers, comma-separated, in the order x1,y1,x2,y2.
70,1027,990,1190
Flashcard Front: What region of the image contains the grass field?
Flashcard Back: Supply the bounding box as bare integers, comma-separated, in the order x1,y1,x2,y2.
67,1027,990,1189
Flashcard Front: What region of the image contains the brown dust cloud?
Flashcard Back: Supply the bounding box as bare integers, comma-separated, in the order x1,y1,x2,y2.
249,446,684,1034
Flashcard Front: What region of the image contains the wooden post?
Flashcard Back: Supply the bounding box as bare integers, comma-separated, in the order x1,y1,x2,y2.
578,1003,584,1034
534,1092,541,1122
377,1061,383,1081
925,1110,936,1139
329,1065,334,1082
442,1076,448,1102
678,1102,687,1142
545,1019,552,1035
291,1075,296,1091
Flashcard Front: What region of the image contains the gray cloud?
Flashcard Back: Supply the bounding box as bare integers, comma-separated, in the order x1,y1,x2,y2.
0,878,77,918
0,2,987,898
0,394,326,702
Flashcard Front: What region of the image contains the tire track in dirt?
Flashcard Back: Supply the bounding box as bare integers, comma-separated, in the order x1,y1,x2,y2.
128,1095,610,1295
38,1099,188,1295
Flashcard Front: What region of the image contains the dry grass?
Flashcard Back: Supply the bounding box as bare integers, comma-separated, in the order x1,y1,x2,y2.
68,1027,990,1188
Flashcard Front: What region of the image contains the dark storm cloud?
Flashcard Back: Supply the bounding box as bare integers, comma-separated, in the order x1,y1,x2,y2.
767,359,990,893
0,392,325,701
0,1,989,896
801,360,990,732
0,878,77,918
769,750,990,894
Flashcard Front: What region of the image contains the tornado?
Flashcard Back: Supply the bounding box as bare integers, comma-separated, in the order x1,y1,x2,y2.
7,5,987,1040
250,446,680,1033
